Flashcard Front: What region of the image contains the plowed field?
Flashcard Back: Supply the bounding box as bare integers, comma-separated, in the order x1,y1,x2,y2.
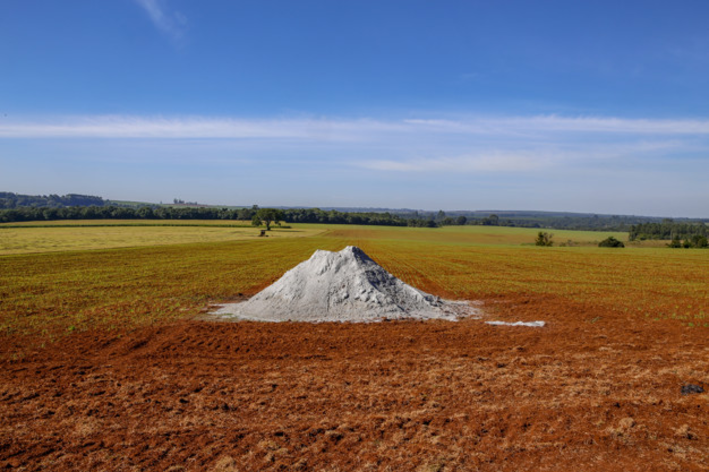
1,223,708,471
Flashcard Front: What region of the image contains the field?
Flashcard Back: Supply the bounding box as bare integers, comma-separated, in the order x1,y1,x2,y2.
0,220,324,254
1,222,708,471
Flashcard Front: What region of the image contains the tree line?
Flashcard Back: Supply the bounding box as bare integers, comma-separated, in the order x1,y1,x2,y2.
280,208,437,227
3,192,707,233
0,205,438,227
628,220,709,248
628,220,708,241
0,192,105,209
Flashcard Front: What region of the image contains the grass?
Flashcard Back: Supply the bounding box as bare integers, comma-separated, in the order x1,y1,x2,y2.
1,222,708,342
356,239,709,323
0,222,323,254
0,236,345,338
323,224,656,247
0,219,256,227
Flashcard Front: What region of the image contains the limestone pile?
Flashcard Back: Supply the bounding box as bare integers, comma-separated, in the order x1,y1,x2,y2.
214,246,476,322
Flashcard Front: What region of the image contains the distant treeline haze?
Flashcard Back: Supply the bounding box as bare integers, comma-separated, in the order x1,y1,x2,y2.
0,205,436,227
0,192,105,208
1,192,707,232
629,221,708,241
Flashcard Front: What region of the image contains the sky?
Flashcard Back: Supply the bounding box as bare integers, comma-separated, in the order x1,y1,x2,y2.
2,0,709,216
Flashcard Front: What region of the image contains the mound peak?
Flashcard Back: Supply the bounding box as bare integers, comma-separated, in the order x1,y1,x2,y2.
214,246,476,323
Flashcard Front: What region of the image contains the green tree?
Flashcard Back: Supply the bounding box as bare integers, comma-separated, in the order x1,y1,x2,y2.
256,208,284,230
667,237,682,248
598,236,625,248
482,214,499,226
136,206,154,219
535,231,553,247
691,234,708,248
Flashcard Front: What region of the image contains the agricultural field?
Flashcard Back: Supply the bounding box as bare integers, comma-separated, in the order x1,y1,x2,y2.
1,222,708,471
0,220,324,254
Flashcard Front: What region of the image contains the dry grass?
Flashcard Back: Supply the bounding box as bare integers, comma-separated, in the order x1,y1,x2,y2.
323,224,632,247
0,222,324,255
1,222,708,344
0,236,343,338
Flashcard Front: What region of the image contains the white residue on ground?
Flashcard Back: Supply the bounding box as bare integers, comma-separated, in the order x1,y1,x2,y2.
213,246,479,323
485,321,546,327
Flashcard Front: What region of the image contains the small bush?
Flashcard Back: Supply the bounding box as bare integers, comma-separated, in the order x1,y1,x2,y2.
674,234,709,249
691,234,708,248
598,236,625,248
535,231,553,247
667,237,682,248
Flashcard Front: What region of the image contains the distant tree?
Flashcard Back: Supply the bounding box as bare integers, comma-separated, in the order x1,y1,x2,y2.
667,237,682,248
482,214,499,226
598,236,625,248
256,208,284,230
456,215,467,225
251,215,262,227
137,206,154,219
436,210,446,221
236,207,254,221
535,231,554,247
629,221,707,241
691,234,709,248
676,234,709,249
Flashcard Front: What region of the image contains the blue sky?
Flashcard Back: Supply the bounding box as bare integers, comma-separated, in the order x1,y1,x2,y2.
2,0,709,216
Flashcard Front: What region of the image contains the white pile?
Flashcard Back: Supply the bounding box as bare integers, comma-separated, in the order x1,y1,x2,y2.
214,246,477,323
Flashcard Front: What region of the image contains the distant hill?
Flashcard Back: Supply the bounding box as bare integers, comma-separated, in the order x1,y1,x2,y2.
0,192,105,209
281,207,708,230
2,191,707,231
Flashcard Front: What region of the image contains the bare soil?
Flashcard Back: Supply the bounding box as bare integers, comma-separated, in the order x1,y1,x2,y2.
1,294,708,471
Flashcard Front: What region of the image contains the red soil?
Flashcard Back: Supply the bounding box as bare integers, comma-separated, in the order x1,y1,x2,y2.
1,294,708,471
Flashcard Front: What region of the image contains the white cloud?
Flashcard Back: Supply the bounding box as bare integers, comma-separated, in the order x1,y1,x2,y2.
3,114,709,140
0,116,405,140
404,116,709,135
360,152,551,173
134,0,187,41
357,139,693,174
2,114,708,176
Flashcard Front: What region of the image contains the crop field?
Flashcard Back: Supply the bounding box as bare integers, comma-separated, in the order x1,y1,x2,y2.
1,222,708,471
0,221,324,254
325,224,631,247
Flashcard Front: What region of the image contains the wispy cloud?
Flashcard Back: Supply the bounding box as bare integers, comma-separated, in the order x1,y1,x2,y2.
3,114,709,140
356,140,689,174
134,0,187,41
360,152,551,173
0,116,408,140
2,114,708,177
404,116,709,135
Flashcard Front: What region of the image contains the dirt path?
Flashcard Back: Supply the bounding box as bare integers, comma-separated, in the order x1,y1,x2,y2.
1,294,707,471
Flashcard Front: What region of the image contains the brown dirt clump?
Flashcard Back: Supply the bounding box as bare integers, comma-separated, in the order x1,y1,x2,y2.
1,294,708,471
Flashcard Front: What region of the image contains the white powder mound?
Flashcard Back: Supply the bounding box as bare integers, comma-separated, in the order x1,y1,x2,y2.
214,246,477,323
485,321,546,327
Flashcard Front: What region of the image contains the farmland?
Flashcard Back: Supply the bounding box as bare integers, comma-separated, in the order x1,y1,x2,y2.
1,222,708,471
0,220,324,255
1,223,707,337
